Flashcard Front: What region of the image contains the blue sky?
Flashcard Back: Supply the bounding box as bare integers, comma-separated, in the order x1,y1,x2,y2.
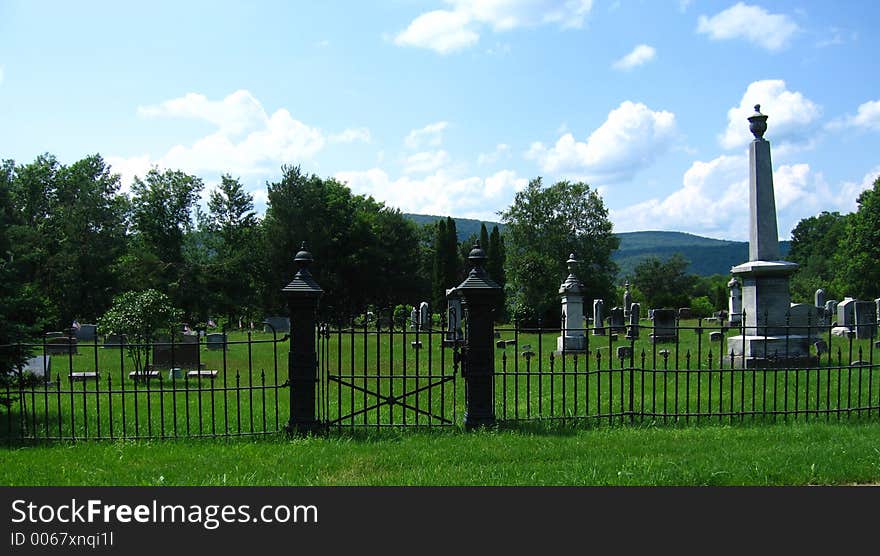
1,0,878,241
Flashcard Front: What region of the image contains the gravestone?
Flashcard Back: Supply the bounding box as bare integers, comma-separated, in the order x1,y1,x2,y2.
837,298,856,330
557,254,588,352
825,300,838,325
608,307,625,334
814,288,825,309
616,345,632,360
445,288,464,344
625,303,640,340
726,105,813,367
678,307,692,320
22,355,51,379
592,299,605,336
709,331,723,342
813,339,828,356
103,334,124,348
45,334,77,355
419,301,430,331
262,316,290,333
853,301,876,339
728,277,742,326
206,333,227,351
75,324,97,342
787,303,824,335
623,282,633,320
410,307,418,330
648,308,655,320
152,334,200,368
650,309,677,343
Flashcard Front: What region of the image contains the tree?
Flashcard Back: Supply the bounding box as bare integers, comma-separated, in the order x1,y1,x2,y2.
486,225,506,317
126,167,204,318
836,176,880,299
631,254,694,310
787,211,849,302
97,289,181,376
500,178,618,324
205,175,260,323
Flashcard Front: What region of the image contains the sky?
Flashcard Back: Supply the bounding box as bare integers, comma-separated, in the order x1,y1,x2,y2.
1,0,879,241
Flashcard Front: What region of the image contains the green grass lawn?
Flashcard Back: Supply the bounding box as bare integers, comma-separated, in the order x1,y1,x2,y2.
2,421,880,486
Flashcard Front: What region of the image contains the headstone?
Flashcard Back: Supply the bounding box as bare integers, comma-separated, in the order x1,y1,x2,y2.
651,309,677,343
837,298,856,330
709,331,722,342
45,335,77,355
787,303,824,335
825,300,838,326
446,288,464,343
831,326,850,337
728,277,742,325
22,355,51,379
496,340,506,349
410,307,418,330
152,335,200,368
419,301,430,331
411,341,423,349
592,299,605,336
677,307,692,320
726,106,811,367
623,282,633,320
505,339,517,347
616,345,632,360
103,334,124,348
813,339,828,356
75,324,97,342
206,333,227,351
648,308,655,320
262,316,290,333
814,288,826,309
557,254,588,352
608,307,625,334
853,300,876,339
625,303,640,340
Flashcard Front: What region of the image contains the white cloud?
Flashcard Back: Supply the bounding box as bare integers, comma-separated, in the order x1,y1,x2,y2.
828,100,880,132
393,0,593,53
477,143,511,165
404,150,451,174
105,154,152,195
612,44,656,70
528,100,676,182
696,2,800,51
335,167,526,220
679,0,693,13
329,127,372,143
111,90,368,188
0,66,4,84
720,80,820,149
393,10,479,54
405,121,449,149
611,154,877,241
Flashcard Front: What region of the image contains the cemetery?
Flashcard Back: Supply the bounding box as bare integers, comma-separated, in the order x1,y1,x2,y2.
3,103,880,489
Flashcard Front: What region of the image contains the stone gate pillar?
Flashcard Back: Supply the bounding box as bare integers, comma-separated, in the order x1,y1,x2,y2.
283,243,323,434
454,242,502,430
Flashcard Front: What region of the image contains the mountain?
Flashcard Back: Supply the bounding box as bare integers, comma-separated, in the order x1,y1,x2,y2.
402,215,790,278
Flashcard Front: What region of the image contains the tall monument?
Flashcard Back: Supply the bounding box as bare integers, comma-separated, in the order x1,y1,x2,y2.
557,254,587,352
727,105,812,367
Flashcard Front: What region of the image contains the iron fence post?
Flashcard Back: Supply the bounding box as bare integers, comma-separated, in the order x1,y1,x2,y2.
455,242,502,430
283,243,324,435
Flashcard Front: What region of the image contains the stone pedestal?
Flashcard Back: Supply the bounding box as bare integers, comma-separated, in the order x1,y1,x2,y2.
557,254,587,352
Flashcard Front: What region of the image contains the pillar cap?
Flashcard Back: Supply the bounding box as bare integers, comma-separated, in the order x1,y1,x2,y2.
282,241,324,296
456,241,501,293
559,253,584,294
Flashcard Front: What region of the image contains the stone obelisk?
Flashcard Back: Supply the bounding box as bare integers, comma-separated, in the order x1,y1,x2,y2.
727,105,809,367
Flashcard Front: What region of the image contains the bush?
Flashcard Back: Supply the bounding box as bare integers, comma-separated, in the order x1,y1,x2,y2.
690,296,715,318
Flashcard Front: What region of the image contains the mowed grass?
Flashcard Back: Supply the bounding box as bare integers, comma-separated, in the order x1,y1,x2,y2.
2,421,880,486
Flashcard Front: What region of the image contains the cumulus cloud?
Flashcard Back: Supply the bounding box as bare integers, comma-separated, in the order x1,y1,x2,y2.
696,2,800,51
612,44,656,70
477,143,511,165
720,80,820,149
110,89,368,188
405,121,449,149
403,150,451,174
0,66,4,84
827,100,880,132
611,153,875,241
335,167,527,220
393,0,593,54
527,100,676,182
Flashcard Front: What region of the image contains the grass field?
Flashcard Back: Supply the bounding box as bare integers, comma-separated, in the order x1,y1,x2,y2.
2,421,880,486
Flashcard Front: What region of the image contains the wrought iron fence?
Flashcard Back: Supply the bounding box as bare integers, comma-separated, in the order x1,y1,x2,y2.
1,325,288,442
494,312,879,425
